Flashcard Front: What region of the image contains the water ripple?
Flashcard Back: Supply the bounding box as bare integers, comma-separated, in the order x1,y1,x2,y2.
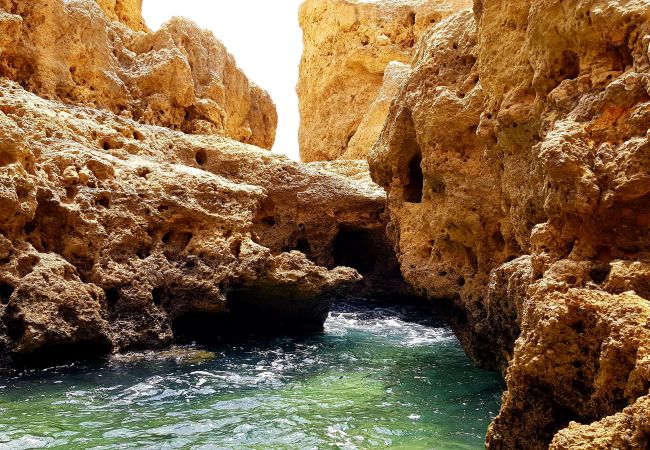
0,302,504,449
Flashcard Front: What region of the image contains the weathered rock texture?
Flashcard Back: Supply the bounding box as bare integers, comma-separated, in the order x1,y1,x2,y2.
95,0,147,31
0,0,277,149
0,0,409,368
297,0,472,162
368,1,650,448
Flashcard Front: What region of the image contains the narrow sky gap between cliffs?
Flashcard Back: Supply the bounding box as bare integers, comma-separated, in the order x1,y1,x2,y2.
143,1,304,160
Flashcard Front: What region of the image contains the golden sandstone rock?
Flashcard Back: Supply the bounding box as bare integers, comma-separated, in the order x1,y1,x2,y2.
0,0,277,149
2,0,649,448
95,0,147,31
297,0,472,162
0,77,368,362
366,0,650,448
0,1,410,366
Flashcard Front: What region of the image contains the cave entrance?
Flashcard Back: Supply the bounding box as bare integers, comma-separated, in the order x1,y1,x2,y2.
333,226,377,275
404,153,423,203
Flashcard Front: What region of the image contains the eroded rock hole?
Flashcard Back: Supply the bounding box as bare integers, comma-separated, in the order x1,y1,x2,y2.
559,50,580,81
296,238,311,255
230,238,242,257
492,230,506,252
152,287,163,306
333,227,376,274
589,266,611,285
4,310,25,341
404,153,424,203
407,12,415,26
104,288,120,307
195,149,207,165
393,110,424,204
162,230,193,257
0,283,14,304
95,194,110,208
611,43,634,72
57,304,77,324
261,216,276,227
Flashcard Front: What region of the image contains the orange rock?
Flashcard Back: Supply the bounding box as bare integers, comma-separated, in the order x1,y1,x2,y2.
0,0,277,149
297,0,472,162
0,1,410,367
368,1,650,448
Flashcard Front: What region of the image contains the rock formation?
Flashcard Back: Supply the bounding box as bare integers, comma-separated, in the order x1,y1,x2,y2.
0,0,410,368
95,0,147,31
368,1,650,448
297,0,472,162
0,0,277,149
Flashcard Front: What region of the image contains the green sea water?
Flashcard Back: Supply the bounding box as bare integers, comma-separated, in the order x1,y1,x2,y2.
0,302,504,449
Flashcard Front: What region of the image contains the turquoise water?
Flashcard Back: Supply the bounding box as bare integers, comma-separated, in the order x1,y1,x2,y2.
0,302,504,449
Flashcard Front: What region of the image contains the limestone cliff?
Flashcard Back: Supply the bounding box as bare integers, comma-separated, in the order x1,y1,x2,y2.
297,0,471,162
369,1,650,448
0,0,277,149
0,0,409,368
95,0,147,31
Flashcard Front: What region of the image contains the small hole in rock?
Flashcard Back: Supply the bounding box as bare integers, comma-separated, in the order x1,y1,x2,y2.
571,321,585,334
96,196,110,208
152,287,163,306
492,231,506,251
559,50,580,81
261,216,276,227
296,238,311,255
407,12,415,26
230,238,242,257
58,304,77,323
195,149,207,165
404,153,424,203
104,288,120,307
0,283,15,304
589,266,611,285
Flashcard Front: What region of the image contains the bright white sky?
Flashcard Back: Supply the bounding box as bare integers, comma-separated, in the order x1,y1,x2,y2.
142,1,304,160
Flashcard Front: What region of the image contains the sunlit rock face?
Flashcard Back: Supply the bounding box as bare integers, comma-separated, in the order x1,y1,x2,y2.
369,1,650,448
95,0,147,31
0,0,410,368
0,0,277,149
297,0,472,162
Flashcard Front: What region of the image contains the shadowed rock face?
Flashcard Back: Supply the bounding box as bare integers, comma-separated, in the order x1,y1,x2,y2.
297,0,472,162
369,2,650,448
0,0,277,149
0,0,414,368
